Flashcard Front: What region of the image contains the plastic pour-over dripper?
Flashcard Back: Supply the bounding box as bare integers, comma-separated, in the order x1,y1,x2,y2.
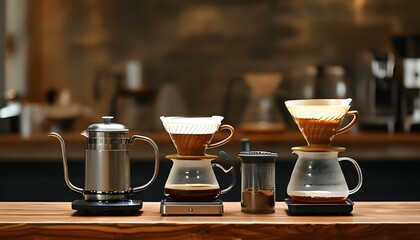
285,99,359,149
160,116,235,157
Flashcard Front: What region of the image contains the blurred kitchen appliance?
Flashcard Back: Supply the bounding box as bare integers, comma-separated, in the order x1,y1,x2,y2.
159,116,235,215
315,65,348,99
358,51,397,132
239,72,286,132
0,98,21,133
402,59,420,131
0,89,22,134
289,66,317,99
49,116,160,215
393,35,420,132
93,61,157,130
44,89,82,132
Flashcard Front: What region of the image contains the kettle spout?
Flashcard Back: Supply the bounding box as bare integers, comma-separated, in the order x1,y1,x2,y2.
80,130,88,138
48,132,83,193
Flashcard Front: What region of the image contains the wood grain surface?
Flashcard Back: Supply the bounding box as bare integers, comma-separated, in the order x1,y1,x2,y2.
0,202,420,239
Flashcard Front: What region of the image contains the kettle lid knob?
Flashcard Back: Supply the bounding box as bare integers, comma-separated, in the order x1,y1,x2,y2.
102,116,114,124
86,116,128,132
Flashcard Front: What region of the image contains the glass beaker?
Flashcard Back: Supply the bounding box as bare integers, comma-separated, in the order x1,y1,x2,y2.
239,151,277,213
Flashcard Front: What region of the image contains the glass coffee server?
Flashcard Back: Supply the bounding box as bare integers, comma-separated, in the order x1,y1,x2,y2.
159,116,236,215
284,99,363,215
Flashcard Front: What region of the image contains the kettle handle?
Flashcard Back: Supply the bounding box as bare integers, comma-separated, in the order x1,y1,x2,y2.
48,132,83,193
130,135,160,193
338,157,363,195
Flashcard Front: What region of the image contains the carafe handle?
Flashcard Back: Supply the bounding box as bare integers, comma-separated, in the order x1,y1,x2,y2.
208,124,235,149
130,135,160,193
338,157,363,195
336,110,359,135
212,151,236,194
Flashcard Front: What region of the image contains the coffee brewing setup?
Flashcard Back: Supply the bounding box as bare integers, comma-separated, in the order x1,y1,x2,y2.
284,99,363,215
49,116,160,215
47,98,364,216
159,116,236,215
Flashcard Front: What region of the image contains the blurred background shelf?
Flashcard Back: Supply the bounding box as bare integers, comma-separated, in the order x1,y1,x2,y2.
0,129,418,203
1,130,419,202
0,130,419,162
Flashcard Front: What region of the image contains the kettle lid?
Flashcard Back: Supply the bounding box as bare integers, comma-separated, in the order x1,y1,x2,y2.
86,116,128,132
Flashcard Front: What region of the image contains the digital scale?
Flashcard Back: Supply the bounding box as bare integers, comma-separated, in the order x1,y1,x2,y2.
285,198,354,216
160,199,224,216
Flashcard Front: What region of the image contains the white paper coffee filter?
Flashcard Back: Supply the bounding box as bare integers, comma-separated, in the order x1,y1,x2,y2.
160,116,223,134
285,99,352,119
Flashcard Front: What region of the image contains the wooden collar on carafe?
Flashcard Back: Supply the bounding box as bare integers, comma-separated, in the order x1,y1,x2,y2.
291,145,346,152
165,154,218,160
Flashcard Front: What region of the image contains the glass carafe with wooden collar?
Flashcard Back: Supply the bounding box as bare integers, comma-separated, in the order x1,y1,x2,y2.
163,156,235,201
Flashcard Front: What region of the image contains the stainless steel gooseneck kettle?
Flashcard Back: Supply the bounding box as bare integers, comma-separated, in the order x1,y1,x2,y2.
49,116,160,201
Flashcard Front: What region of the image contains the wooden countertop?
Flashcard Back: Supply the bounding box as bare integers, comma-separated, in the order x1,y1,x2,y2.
0,202,419,239
1,131,420,161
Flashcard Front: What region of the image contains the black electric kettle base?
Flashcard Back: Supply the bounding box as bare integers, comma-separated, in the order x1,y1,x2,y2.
285,198,354,216
72,199,142,216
